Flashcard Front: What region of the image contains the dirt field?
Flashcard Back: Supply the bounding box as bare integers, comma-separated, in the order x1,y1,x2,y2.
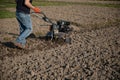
0,1,120,80
48,0,120,4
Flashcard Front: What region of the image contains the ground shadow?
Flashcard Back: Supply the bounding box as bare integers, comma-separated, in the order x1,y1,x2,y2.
27,33,37,38
1,42,15,49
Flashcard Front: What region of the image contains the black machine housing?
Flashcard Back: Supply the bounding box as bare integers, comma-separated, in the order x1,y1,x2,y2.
47,20,72,42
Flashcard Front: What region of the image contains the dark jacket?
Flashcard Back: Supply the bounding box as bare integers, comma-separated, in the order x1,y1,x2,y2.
16,0,32,14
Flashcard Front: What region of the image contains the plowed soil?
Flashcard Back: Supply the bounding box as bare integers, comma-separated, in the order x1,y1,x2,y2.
0,1,120,80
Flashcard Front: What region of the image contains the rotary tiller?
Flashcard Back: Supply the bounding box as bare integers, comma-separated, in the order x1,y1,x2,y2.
32,12,73,44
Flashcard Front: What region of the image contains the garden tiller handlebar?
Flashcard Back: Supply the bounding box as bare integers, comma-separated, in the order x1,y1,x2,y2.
31,12,53,24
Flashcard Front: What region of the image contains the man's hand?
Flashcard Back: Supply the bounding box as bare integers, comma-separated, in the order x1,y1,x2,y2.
33,7,40,13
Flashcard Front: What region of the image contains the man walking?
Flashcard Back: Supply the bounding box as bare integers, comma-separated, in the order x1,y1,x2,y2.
14,0,40,49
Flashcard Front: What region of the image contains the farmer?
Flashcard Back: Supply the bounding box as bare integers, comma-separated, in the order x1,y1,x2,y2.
14,0,40,49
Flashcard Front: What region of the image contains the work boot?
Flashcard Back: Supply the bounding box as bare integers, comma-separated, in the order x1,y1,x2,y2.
13,42,25,49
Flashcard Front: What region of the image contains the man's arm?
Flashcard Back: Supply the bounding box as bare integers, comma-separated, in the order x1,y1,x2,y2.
25,0,35,10
25,0,40,13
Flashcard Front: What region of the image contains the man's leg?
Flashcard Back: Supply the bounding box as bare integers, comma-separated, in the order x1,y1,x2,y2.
16,12,32,46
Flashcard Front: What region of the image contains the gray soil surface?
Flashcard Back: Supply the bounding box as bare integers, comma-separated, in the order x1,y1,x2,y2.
0,1,120,80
